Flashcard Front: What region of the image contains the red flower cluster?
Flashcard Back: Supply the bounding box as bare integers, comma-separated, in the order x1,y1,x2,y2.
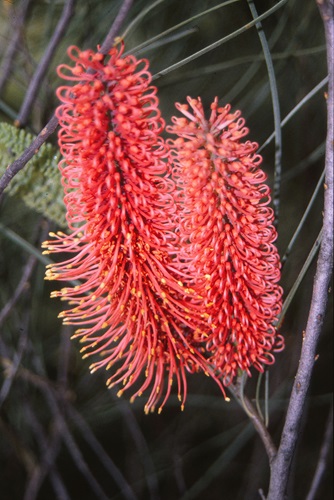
168,97,284,384
42,45,220,413
43,45,283,412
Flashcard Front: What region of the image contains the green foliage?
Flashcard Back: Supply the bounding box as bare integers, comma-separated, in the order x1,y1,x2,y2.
0,122,66,227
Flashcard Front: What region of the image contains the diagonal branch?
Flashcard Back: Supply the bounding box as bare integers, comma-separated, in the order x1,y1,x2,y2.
0,0,134,197
267,1,334,498
0,115,59,196
99,0,134,55
229,377,277,464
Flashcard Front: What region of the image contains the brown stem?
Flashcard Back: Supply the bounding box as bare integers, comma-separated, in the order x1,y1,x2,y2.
267,1,334,498
0,114,59,196
229,380,277,464
99,0,134,55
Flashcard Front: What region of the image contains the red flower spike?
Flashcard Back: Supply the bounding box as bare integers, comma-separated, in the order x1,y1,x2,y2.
42,47,224,413
167,97,284,385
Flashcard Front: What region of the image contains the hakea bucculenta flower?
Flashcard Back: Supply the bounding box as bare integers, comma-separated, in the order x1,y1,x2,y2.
42,45,225,413
167,97,284,385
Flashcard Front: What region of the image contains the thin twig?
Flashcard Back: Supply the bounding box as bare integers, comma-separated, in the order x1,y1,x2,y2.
99,0,134,55
267,2,334,497
156,46,326,88
0,416,36,475
15,0,75,127
112,395,160,499
152,0,288,80
229,379,277,463
135,26,199,54
255,372,265,423
180,422,255,500
56,326,72,388
23,402,69,500
30,350,110,500
280,229,323,326
0,115,59,196
66,405,138,500
282,169,325,264
0,350,109,498
281,142,325,182
247,0,282,225
125,0,238,55
259,77,328,153
0,254,36,328
0,308,30,407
